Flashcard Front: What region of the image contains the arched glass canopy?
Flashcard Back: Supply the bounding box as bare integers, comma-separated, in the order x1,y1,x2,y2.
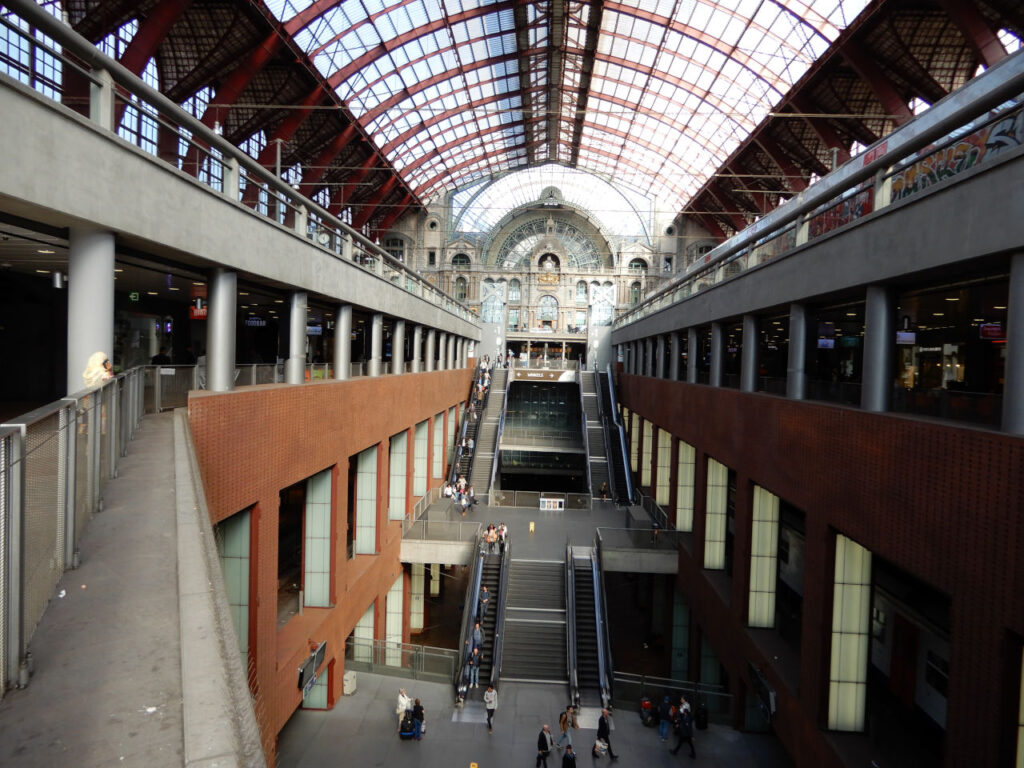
267,0,871,213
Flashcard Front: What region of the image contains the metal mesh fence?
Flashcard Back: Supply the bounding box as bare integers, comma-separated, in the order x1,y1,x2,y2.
21,411,65,641
0,430,9,695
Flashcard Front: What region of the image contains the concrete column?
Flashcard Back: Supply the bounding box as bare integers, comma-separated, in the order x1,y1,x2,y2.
710,322,724,387
341,233,353,263
369,313,383,378
89,69,114,131
740,314,759,393
334,304,352,380
686,328,698,383
425,329,436,372
392,320,406,375
631,340,638,375
437,333,447,371
207,268,237,392
669,331,681,381
411,325,423,373
786,303,810,400
1003,252,1024,434
645,337,654,377
66,228,115,395
286,291,307,385
862,285,895,413
447,334,455,370
656,334,666,379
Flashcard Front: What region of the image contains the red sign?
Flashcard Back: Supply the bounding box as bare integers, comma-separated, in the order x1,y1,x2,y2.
189,305,208,320
979,323,1003,340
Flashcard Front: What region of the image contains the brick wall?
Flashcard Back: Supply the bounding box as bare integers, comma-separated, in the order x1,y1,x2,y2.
619,374,1024,768
188,368,472,760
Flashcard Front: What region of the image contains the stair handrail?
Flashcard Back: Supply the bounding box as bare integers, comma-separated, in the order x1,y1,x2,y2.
566,542,580,709
593,535,614,709
449,365,489,485
593,372,619,502
454,540,486,702
489,533,512,687
577,370,593,494
605,364,636,504
488,369,511,496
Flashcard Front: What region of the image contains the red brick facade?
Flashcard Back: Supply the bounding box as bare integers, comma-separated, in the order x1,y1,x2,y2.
618,373,1024,768
188,369,472,760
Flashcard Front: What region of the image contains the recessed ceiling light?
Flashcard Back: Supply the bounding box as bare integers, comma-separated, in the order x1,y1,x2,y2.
169,287,180,291
845,312,856,317
114,268,123,273
994,305,1007,310
933,312,944,316
239,292,249,296
147,291,158,295
274,299,284,304
38,249,55,254
35,269,51,274
945,297,958,301
193,281,205,286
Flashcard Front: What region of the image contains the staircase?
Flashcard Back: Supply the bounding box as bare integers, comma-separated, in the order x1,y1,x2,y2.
470,367,507,495
580,371,609,497
572,552,602,706
500,560,567,683
598,372,629,503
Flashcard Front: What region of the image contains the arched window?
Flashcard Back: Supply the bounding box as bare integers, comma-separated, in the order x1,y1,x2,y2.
539,295,559,323
455,277,467,301
576,281,588,304
628,258,648,274
452,253,470,269
509,279,521,303
385,238,405,261
630,281,643,305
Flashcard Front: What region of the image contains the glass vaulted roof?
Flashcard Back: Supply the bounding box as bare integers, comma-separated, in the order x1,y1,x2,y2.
268,0,871,211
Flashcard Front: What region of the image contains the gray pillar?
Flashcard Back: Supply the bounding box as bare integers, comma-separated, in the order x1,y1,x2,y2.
67,228,115,395
425,329,436,372
710,322,724,387
411,325,423,373
669,331,681,381
656,334,666,379
449,335,457,369
437,333,447,371
334,304,352,380
392,320,406,375
286,291,307,385
740,314,759,393
687,328,698,383
207,268,237,392
862,285,895,412
786,303,810,400
645,338,654,377
1002,252,1024,434
369,313,383,378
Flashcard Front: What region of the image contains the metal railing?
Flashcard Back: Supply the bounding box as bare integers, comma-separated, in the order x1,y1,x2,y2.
454,545,485,700
402,519,481,542
488,371,511,496
489,490,592,509
593,370,618,501
611,672,731,724
0,368,144,695
614,54,1024,330
489,533,511,688
566,543,579,709
596,526,685,552
594,541,614,709
344,637,459,684
576,370,593,493
605,364,636,504
0,3,474,326
637,493,671,530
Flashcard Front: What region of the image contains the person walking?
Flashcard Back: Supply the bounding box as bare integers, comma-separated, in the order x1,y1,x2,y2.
412,698,425,740
658,695,673,741
536,724,555,767
561,743,577,767
483,684,497,733
670,703,695,758
555,704,578,749
595,708,619,759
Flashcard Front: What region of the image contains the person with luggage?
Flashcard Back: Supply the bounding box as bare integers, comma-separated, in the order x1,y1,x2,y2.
536,724,555,767
412,698,425,740
595,708,619,759
396,688,412,730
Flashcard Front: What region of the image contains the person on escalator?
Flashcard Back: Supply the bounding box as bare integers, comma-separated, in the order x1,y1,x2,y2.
468,647,481,688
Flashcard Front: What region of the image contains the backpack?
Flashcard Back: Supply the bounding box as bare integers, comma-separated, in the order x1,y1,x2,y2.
559,711,568,730
399,712,416,739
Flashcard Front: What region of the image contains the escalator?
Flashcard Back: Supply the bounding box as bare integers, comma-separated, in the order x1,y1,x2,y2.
596,371,630,503
454,536,507,702
568,546,613,709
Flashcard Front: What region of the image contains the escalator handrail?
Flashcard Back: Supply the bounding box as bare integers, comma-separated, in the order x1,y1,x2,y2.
565,542,579,708
593,539,614,708
577,371,593,493
489,534,512,687
605,364,636,504
593,372,618,501
454,542,486,695
489,369,511,494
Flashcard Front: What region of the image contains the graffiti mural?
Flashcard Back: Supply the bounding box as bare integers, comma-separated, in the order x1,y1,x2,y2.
807,186,874,240
890,104,1024,202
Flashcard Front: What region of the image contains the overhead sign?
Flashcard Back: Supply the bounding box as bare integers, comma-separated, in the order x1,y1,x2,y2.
189,305,207,320
298,641,327,697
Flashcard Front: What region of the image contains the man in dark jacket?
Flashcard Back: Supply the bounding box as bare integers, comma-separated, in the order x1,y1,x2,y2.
670,707,696,758
595,708,619,759
561,743,577,767
536,724,555,767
